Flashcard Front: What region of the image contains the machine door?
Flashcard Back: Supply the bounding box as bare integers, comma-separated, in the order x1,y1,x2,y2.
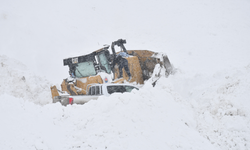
98,51,111,74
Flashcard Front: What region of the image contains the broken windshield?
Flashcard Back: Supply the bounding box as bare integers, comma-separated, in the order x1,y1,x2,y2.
75,61,96,78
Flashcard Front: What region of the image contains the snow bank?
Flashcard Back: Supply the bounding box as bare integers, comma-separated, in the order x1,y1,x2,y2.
0,82,217,150
160,65,250,150
0,54,249,150
0,94,67,150
0,55,52,105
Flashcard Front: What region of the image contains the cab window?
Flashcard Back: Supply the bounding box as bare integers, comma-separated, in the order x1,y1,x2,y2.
107,85,138,94
98,51,111,74
75,61,96,78
124,86,138,92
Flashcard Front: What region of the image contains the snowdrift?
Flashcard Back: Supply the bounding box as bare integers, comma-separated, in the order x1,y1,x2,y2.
0,55,249,150
0,55,52,105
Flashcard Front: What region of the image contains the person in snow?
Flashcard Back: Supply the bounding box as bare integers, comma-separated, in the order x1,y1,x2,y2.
115,52,132,81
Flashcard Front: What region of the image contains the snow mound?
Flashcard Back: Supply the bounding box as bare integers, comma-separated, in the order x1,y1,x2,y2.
0,55,52,105
0,55,249,150
160,65,250,150
0,81,218,150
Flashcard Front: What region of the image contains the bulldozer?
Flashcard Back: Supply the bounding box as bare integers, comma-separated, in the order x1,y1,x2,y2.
51,39,173,99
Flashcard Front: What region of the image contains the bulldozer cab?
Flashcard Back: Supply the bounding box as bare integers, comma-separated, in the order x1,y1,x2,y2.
63,47,112,78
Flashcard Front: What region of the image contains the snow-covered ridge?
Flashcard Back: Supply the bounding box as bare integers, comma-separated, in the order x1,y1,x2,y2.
0,55,52,105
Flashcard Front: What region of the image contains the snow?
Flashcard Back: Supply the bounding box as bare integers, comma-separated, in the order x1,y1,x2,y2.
1,0,250,150
0,55,52,105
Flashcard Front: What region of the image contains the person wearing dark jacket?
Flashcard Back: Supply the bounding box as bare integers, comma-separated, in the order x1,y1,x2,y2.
115,52,131,81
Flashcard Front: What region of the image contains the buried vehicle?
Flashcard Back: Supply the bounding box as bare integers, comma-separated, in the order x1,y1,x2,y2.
50,39,173,100
53,83,139,106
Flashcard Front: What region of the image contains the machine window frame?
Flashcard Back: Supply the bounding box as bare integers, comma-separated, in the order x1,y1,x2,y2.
97,51,111,74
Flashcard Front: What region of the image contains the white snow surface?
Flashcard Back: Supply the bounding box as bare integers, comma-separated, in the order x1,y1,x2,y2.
0,55,52,105
1,0,250,150
1,55,250,150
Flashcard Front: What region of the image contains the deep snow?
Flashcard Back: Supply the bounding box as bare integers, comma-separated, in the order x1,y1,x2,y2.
1,0,250,150
1,55,250,150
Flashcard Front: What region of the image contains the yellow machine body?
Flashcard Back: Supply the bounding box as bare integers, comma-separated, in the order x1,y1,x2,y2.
50,39,172,100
